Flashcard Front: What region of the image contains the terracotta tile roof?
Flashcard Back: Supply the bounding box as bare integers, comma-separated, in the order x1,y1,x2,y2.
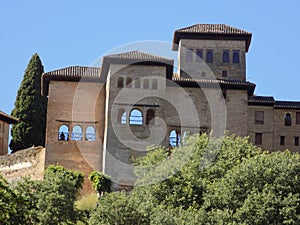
42,66,101,96
275,101,300,109
172,24,252,52
0,110,18,124
248,96,275,106
175,24,251,35
104,50,172,63
172,77,255,95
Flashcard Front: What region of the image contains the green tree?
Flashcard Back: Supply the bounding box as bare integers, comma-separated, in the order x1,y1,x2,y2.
88,171,112,197
10,53,47,152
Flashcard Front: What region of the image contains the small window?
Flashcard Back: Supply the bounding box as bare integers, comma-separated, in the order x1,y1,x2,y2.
280,136,285,146
222,70,228,77
206,50,213,63
295,137,299,146
222,50,229,63
117,77,124,88
126,77,132,88
58,125,69,141
134,78,141,89
255,133,262,145
86,126,96,141
201,71,206,77
72,125,82,141
152,79,158,89
296,112,300,124
143,79,149,89
254,111,264,124
129,109,143,125
233,51,240,64
186,49,193,62
146,109,155,125
118,109,126,124
169,130,181,147
196,49,203,61
285,113,292,126
222,90,226,99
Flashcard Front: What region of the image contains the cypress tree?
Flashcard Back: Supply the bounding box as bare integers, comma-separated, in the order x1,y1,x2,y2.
9,53,47,152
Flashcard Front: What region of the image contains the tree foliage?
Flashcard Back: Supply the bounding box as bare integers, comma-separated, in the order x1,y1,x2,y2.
10,53,48,152
88,171,112,197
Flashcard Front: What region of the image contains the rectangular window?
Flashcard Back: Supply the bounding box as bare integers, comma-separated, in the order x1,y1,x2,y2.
255,133,262,145
186,49,193,62
206,49,214,63
295,137,299,146
254,111,264,124
296,112,300,124
222,70,228,77
280,136,285,146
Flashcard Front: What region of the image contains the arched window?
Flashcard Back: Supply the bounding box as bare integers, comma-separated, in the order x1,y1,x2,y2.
118,109,127,124
58,125,69,141
117,77,124,88
143,79,149,89
152,79,158,89
233,51,240,63
134,78,141,88
222,50,229,63
126,77,132,88
285,113,292,126
86,126,96,141
72,125,82,141
146,109,155,125
169,130,180,147
206,50,213,63
129,109,143,125
196,49,203,61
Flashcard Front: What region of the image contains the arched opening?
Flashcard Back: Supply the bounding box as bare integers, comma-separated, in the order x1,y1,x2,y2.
146,109,155,125
206,50,213,63
58,125,69,141
169,130,180,147
126,77,132,88
196,49,203,61
72,125,82,141
143,79,149,89
86,126,96,141
117,77,124,88
134,78,141,88
129,109,143,125
233,51,240,63
222,50,229,63
285,113,292,126
118,109,127,124
152,79,158,89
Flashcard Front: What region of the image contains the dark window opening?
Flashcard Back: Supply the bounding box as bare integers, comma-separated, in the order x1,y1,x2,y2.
117,77,124,88
129,109,143,125
206,50,213,63
222,90,227,99
186,49,193,62
255,133,262,145
144,79,149,89
233,51,240,64
135,78,141,89
295,137,299,146
254,111,264,124
152,79,158,89
126,77,132,88
280,136,285,146
296,112,300,124
222,70,228,77
146,109,155,125
222,50,229,63
196,49,203,61
285,113,292,126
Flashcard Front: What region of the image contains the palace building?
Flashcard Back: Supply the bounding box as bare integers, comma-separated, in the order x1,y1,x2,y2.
41,24,300,186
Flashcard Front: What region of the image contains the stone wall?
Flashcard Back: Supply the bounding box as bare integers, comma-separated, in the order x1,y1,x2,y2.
0,146,45,182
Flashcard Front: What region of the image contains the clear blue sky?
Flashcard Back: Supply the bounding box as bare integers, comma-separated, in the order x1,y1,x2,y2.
1,0,300,115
